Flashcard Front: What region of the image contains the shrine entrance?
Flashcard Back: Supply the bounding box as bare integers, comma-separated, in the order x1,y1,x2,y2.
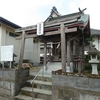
15,7,90,73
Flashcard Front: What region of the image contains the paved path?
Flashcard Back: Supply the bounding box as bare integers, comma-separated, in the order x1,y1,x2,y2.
30,62,62,77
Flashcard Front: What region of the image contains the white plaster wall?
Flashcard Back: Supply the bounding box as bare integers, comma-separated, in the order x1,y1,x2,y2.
24,38,40,64
93,36,100,51
0,24,40,64
0,26,2,60
93,36,99,50
5,33,21,62
0,24,20,62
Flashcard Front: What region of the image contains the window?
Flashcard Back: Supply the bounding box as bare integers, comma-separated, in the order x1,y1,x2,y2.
9,32,19,37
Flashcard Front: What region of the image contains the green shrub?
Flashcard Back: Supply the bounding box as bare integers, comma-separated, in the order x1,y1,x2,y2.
74,68,78,73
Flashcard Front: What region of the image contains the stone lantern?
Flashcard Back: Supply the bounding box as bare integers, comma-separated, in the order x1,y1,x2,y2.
87,45,100,75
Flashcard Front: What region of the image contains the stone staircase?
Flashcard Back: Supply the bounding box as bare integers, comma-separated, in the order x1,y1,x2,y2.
15,75,52,100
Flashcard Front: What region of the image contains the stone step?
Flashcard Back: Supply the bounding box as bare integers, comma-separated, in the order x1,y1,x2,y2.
27,80,52,86
15,94,43,100
21,87,52,96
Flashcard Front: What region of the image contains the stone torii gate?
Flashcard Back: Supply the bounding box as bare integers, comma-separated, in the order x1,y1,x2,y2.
15,8,90,73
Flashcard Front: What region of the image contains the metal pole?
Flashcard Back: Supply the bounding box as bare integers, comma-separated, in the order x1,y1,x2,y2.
32,82,34,100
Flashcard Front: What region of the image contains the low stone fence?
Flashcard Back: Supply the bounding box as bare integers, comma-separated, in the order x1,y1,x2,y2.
52,70,100,100
0,68,30,100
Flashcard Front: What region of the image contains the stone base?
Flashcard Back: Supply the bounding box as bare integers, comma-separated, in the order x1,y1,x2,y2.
66,66,70,72
91,64,98,74
52,74,100,100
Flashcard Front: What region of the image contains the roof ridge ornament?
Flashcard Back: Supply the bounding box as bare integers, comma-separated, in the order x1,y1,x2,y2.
52,6,59,13
51,6,61,16
78,8,87,13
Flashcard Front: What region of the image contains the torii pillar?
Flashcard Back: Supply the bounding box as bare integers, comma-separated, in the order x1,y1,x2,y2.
44,41,47,70
67,36,71,72
19,31,25,69
60,23,66,72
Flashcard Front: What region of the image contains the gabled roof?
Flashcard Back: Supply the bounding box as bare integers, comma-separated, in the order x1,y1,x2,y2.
44,11,90,30
0,17,21,29
48,11,82,21
45,6,61,22
51,6,61,16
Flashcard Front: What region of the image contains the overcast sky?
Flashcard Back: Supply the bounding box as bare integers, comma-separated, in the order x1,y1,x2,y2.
0,0,100,29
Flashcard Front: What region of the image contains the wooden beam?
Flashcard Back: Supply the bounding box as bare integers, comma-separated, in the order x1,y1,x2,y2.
65,27,77,33
16,34,37,40
45,18,77,27
25,34,37,38
45,38,60,42
16,27,77,40
15,25,37,33
60,23,66,72
18,31,25,69
45,27,77,37
45,30,60,36
16,35,22,40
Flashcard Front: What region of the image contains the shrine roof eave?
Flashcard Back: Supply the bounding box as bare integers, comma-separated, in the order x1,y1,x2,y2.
15,13,89,33
15,13,90,40
24,18,90,35
15,19,89,34
15,22,89,40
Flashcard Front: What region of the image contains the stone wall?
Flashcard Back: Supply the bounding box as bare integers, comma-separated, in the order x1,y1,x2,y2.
52,74,100,100
0,68,29,100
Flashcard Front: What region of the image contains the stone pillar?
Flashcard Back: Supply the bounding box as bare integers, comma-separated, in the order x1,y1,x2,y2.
73,40,76,69
73,40,75,55
44,41,47,70
60,23,66,72
67,36,71,72
19,31,25,69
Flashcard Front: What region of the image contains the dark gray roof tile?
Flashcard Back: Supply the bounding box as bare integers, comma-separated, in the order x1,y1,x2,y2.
91,28,100,36
0,17,21,29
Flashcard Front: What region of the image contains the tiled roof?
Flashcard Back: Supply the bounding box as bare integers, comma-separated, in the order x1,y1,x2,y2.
0,17,21,29
48,11,82,21
91,28,100,35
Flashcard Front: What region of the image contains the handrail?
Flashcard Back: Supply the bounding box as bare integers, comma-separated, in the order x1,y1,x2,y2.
31,56,51,100
31,67,43,84
46,55,52,64
31,67,44,100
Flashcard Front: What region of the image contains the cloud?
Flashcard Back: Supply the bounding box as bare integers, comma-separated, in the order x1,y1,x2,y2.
0,0,100,29
0,0,58,27
69,0,79,12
